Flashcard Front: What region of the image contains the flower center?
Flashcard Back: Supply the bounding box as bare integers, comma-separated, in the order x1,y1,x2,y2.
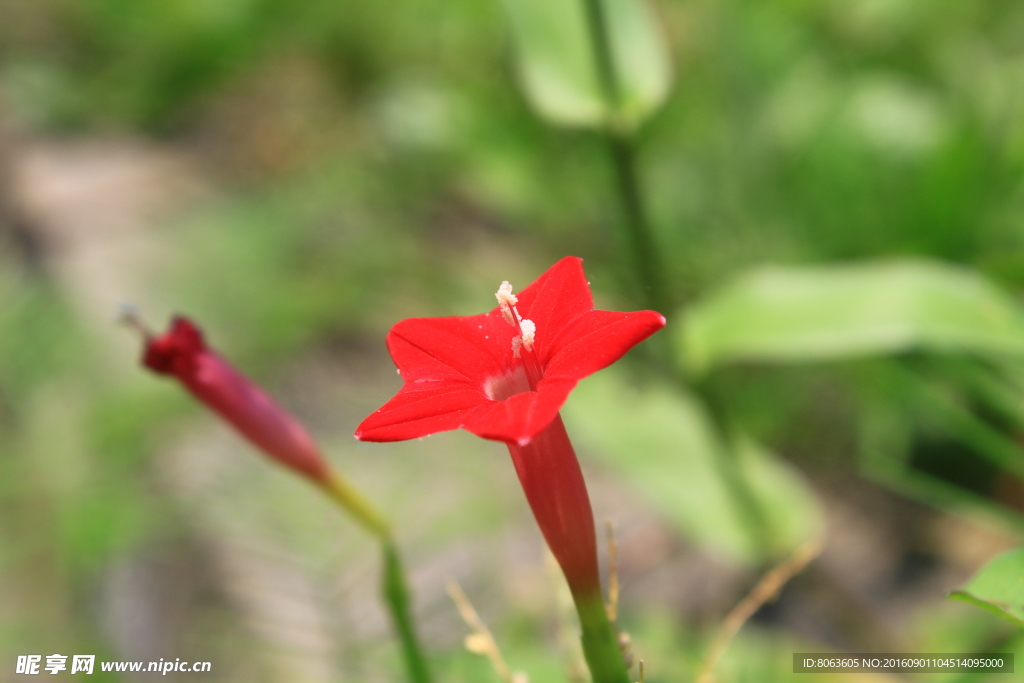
495,281,536,356
494,280,544,392
484,365,532,401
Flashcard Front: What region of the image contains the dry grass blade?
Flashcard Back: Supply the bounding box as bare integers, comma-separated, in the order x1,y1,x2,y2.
693,536,824,683
446,580,527,683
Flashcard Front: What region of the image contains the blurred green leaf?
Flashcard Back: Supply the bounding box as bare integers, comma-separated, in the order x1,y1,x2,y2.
857,361,1024,527
501,0,672,129
867,363,1024,481
951,547,1024,626
565,369,821,564
681,260,1024,376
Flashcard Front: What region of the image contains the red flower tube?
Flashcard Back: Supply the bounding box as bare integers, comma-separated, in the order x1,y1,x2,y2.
356,256,665,682
137,315,433,683
142,316,332,485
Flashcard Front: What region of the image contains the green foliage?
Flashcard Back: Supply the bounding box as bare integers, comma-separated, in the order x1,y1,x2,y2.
565,369,821,564
501,0,672,129
951,547,1024,626
857,361,1024,529
161,164,418,364
0,276,80,401
4,0,1024,679
681,260,1024,376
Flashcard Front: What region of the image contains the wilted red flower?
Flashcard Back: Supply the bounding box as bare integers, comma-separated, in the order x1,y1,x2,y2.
356,256,664,682
138,314,434,682
142,316,331,485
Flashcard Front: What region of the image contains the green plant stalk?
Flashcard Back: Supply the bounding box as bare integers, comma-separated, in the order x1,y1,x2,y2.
607,134,672,321
580,0,669,318
323,474,433,683
574,592,631,683
692,381,775,560
582,0,621,109
382,540,433,683
579,0,775,562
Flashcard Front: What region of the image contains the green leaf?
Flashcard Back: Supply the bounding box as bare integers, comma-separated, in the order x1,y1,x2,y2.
564,369,822,564
681,259,1024,376
501,0,672,129
950,547,1024,626
857,362,1024,526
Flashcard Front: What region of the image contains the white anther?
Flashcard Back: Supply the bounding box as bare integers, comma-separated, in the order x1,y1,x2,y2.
495,281,518,326
511,336,523,358
519,319,536,350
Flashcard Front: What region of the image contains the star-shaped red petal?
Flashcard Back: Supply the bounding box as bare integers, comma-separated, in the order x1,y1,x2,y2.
355,257,665,445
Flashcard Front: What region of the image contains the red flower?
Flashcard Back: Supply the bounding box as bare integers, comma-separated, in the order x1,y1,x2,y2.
355,256,665,446
142,317,331,485
356,257,663,683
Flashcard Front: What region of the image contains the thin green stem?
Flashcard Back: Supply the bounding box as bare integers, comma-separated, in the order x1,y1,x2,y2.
321,474,433,683
691,381,774,561
323,472,391,538
382,540,433,683
579,0,775,563
581,0,623,113
580,0,671,318
575,592,631,683
606,134,672,318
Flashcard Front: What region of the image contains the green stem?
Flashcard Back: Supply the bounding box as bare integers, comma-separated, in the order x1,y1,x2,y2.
382,540,433,683
691,381,775,561
575,592,631,683
579,0,774,564
606,134,672,319
581,0,671,318
582,0,622,113
322,474,433,683
323,471,391,538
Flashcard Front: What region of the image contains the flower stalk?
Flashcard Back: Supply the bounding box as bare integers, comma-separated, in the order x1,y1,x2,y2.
321,471,391,538
382,539,433,683
507,416,629,683
323,476,431,683
577,0,776,560
579,0,670,320
134,314,433,683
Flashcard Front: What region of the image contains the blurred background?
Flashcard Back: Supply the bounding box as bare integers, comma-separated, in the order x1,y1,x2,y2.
2,0,1024,680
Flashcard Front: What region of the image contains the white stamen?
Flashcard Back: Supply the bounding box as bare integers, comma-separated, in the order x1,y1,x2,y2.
519,319,536,350
495,281,518,326
495,280,537,353
496,281,518,306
